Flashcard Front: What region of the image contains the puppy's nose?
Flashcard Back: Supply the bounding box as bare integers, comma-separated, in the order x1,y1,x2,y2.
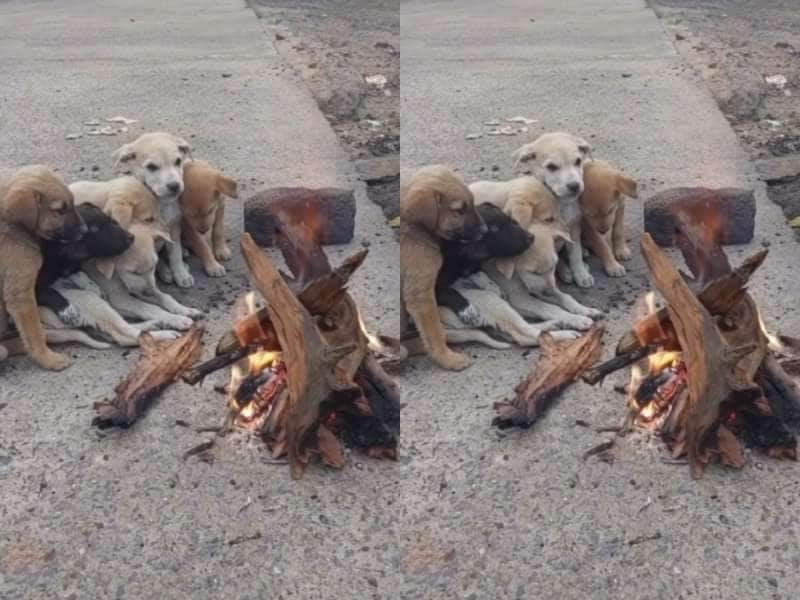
167,182,181,194
567,182,581,194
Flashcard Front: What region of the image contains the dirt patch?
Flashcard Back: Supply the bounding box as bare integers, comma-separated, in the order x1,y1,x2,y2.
248,0,399,218
650,0,800,228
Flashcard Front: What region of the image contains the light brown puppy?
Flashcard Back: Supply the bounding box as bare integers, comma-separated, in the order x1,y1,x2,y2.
180,160,238,277
400,165,487,370
470,176,559,227
69,176,159,229
580,159,638,277
0,166,87,370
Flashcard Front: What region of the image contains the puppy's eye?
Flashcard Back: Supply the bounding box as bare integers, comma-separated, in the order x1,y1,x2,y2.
546,164,559,172
174,158,182,167
146,164,159,172
574,158,582,167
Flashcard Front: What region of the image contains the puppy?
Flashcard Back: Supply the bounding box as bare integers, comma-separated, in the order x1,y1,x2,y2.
112,132,194,288
580,159,638,277
469,176,559,228
400,165,487,370
0,166,87,370
513,132,594,288
436,202,533,325
84,221,202,331
485,220,602,331
180,159,238,277
36,203,134,325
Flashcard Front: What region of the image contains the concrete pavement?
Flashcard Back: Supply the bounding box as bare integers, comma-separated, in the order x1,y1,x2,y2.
0,2,398,598
400,1,800,598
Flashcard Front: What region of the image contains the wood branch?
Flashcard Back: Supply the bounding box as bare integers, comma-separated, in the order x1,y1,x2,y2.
673,210,732,288
183,344,255,385
616,249,768,356
640,234,761,478
582,344,656,385
93,324,204,428
762,355,800,419
493,324,604,429
241,234,362,479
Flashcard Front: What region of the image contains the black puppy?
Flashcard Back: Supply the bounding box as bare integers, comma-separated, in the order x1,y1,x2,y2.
36,204,134,325
436,203,534,324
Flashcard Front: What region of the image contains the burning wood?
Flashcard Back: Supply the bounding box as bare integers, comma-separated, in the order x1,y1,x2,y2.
188,203,399,479
493,324,604,429
591,208,800,478
93,324,204,428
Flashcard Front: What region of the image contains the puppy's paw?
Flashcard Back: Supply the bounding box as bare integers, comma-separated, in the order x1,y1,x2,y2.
37,350,70,371
149,330,181,341
173,266,195,289
57,304,83,328
157,262,174,284
215,245,233,261
205,261,226,278
457,304,482,328
572,266,594,288
563,315,594,331
163,315,194,331
434,350,471,371
615,245,632,261
586,307,605,319
548,329,581,341
605,261,626,277
536,320,559,332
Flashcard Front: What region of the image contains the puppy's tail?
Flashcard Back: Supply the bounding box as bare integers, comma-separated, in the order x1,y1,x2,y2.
1,330,111,355
402,330,511,355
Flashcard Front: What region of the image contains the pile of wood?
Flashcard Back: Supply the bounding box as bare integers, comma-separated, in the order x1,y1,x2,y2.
588,211,800,478
186,203,399,479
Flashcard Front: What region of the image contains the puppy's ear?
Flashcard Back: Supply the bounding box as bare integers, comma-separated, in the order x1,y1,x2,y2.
94,257,116,280
617,174,638,199
506,201,533,229
574,136,592,158
151,222,173,245
512,143,537,166
112,143,136,169
401,187,439,232
1,186,39,232
553,226,573,245
494,257,516,280
107,202,134,230
216,174,238,199
175,137,192,159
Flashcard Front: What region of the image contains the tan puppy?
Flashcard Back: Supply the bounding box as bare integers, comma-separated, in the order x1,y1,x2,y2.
180,160,238,277
470,176,559,227
401,165,487,370
112,132,194,288
580,159,638,277
513,132,594,287
0,166,87,370
70,176,159,229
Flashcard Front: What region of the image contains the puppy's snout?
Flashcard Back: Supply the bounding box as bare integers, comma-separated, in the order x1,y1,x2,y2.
567,182,582,194
166,181,182,194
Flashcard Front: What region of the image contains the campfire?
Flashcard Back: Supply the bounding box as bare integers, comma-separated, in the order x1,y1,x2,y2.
184,203,400,479
585,206,800,478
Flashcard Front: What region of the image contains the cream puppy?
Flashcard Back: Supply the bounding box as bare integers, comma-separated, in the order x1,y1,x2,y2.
112,132,194,288
512,132,594,288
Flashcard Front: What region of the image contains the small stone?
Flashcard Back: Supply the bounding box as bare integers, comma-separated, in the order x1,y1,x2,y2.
622,73,633,78
222,73,232,78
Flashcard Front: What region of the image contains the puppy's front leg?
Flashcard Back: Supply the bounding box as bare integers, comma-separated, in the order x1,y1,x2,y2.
612,202,632,261
5,277,69,370
582,219,625,277
167,220,194,288
566,221,594,288
183,218,225,277
212,203,232,262
407,294,471,371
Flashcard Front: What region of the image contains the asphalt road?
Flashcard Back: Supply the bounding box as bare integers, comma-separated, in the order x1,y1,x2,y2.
400,1,800,598
0,1,399,598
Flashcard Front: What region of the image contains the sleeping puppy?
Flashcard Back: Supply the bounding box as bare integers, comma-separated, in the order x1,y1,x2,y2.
112,132,194,288
180,159,238,277
69,176,159,230
400,165,487,370
435,203,533,325
0,165,87,370
580,159,638,277
36,203,134,325
469,176,559,229
513,132,594,288
83,221,201,332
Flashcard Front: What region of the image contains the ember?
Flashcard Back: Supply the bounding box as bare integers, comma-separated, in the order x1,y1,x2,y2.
588,207,800,478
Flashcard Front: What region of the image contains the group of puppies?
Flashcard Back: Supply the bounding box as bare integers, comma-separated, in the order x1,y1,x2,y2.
0,132,238,370
400,131,638,370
